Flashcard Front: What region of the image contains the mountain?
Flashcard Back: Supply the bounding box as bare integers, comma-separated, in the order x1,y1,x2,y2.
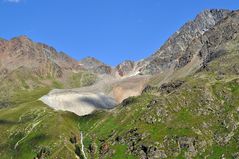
0,36,81,78
1,9,239,159
115,60,136,77
79,57,112,75
0,36,98,103
84,9,239,158
135,9,231,75
79,57,137,77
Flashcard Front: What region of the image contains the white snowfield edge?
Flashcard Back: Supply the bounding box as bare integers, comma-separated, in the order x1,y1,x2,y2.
40,90,117,116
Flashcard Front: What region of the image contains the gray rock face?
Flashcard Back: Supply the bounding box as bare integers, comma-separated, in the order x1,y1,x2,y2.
79,57,112,74
116,60,135,76
80,58,137,77
178,10,239,69
137,9,231,74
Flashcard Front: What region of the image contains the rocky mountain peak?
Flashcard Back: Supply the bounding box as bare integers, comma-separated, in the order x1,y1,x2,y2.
0,36,82,79
116,60,135,76
80,56,105,67
136,9,232,75
194,9,231,33
201,9,230,18
79,56,112,74
14,35,31,41
10,35,33,44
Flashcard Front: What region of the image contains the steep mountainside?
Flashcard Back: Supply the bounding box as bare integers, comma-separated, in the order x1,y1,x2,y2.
0,9,239,159
136,9,231,75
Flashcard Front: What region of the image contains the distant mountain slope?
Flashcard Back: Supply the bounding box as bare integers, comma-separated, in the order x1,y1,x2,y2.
0,36,97,104
79,56,112,74
0,36,81,78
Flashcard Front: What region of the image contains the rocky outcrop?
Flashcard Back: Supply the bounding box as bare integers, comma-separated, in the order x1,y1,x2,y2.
177,11,239,72
142,80,184,94
79,57,112,74
34,147,51,159
160,80,184,93
136,9,231,74
116,60,135,76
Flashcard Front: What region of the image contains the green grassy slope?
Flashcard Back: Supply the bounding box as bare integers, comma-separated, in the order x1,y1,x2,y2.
0,88,83,159
75,37,239,159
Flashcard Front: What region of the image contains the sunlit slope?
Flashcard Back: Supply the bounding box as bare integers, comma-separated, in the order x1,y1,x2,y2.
76,36,239,159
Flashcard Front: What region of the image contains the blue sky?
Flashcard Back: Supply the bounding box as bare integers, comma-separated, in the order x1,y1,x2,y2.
0,0,238,66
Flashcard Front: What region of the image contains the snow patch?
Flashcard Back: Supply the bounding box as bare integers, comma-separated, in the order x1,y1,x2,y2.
40,91,116,116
